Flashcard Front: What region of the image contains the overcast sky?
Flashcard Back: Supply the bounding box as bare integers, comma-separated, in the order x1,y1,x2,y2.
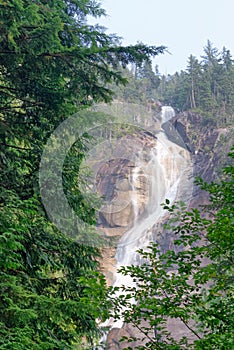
90,0,234,74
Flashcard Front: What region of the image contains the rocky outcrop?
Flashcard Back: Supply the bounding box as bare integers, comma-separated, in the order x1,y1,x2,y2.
171,112,234,209
95,131,157,285
173,112,233,178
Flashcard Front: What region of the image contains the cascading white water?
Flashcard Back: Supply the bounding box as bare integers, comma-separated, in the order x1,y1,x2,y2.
161,105,175,124
97,106,193,349
108,106,193,330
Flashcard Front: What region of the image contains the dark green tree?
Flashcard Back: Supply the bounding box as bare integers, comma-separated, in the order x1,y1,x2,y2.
158,41,234,121
186,55,203,109
0,0,165,348
219,47,234,118
161,71,190,111
202,40,220,67
200,41,223,112
0,193,108,349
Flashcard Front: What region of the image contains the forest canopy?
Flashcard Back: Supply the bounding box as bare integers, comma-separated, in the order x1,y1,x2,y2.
111,40,234,126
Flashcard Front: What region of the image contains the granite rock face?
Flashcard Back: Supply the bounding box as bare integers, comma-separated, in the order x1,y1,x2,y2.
172,112,234,208
96,131,157,285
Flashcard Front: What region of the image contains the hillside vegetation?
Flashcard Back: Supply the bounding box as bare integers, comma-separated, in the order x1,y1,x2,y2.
111,40,234,127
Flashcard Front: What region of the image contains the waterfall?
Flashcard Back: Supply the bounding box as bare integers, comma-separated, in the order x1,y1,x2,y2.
108,106,192,329
97,106,193,347
161,105,175,124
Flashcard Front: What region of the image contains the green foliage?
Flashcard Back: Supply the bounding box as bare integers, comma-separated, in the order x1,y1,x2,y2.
0,191,108,348
109,149,234,349
159,41,234,124
0,0,165,347
110,62,161,105
111,40,234,127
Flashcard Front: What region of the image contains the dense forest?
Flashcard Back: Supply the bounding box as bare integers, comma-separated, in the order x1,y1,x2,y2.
0,1,164,348
0,1,233,349
112,40,234,126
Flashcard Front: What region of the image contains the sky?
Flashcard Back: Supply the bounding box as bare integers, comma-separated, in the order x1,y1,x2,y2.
89,0,234,75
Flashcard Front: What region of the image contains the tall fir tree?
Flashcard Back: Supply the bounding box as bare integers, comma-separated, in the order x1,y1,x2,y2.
0,0,165,347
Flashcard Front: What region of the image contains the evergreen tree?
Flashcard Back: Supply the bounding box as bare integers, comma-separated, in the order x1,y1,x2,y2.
202,40,220,67
200,40,222,111
0,0,165,347
157,41,234,121
186,55,203,109
220,48,234,116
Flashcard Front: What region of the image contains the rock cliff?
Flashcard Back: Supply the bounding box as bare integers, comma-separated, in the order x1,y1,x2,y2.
95,130,157,286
